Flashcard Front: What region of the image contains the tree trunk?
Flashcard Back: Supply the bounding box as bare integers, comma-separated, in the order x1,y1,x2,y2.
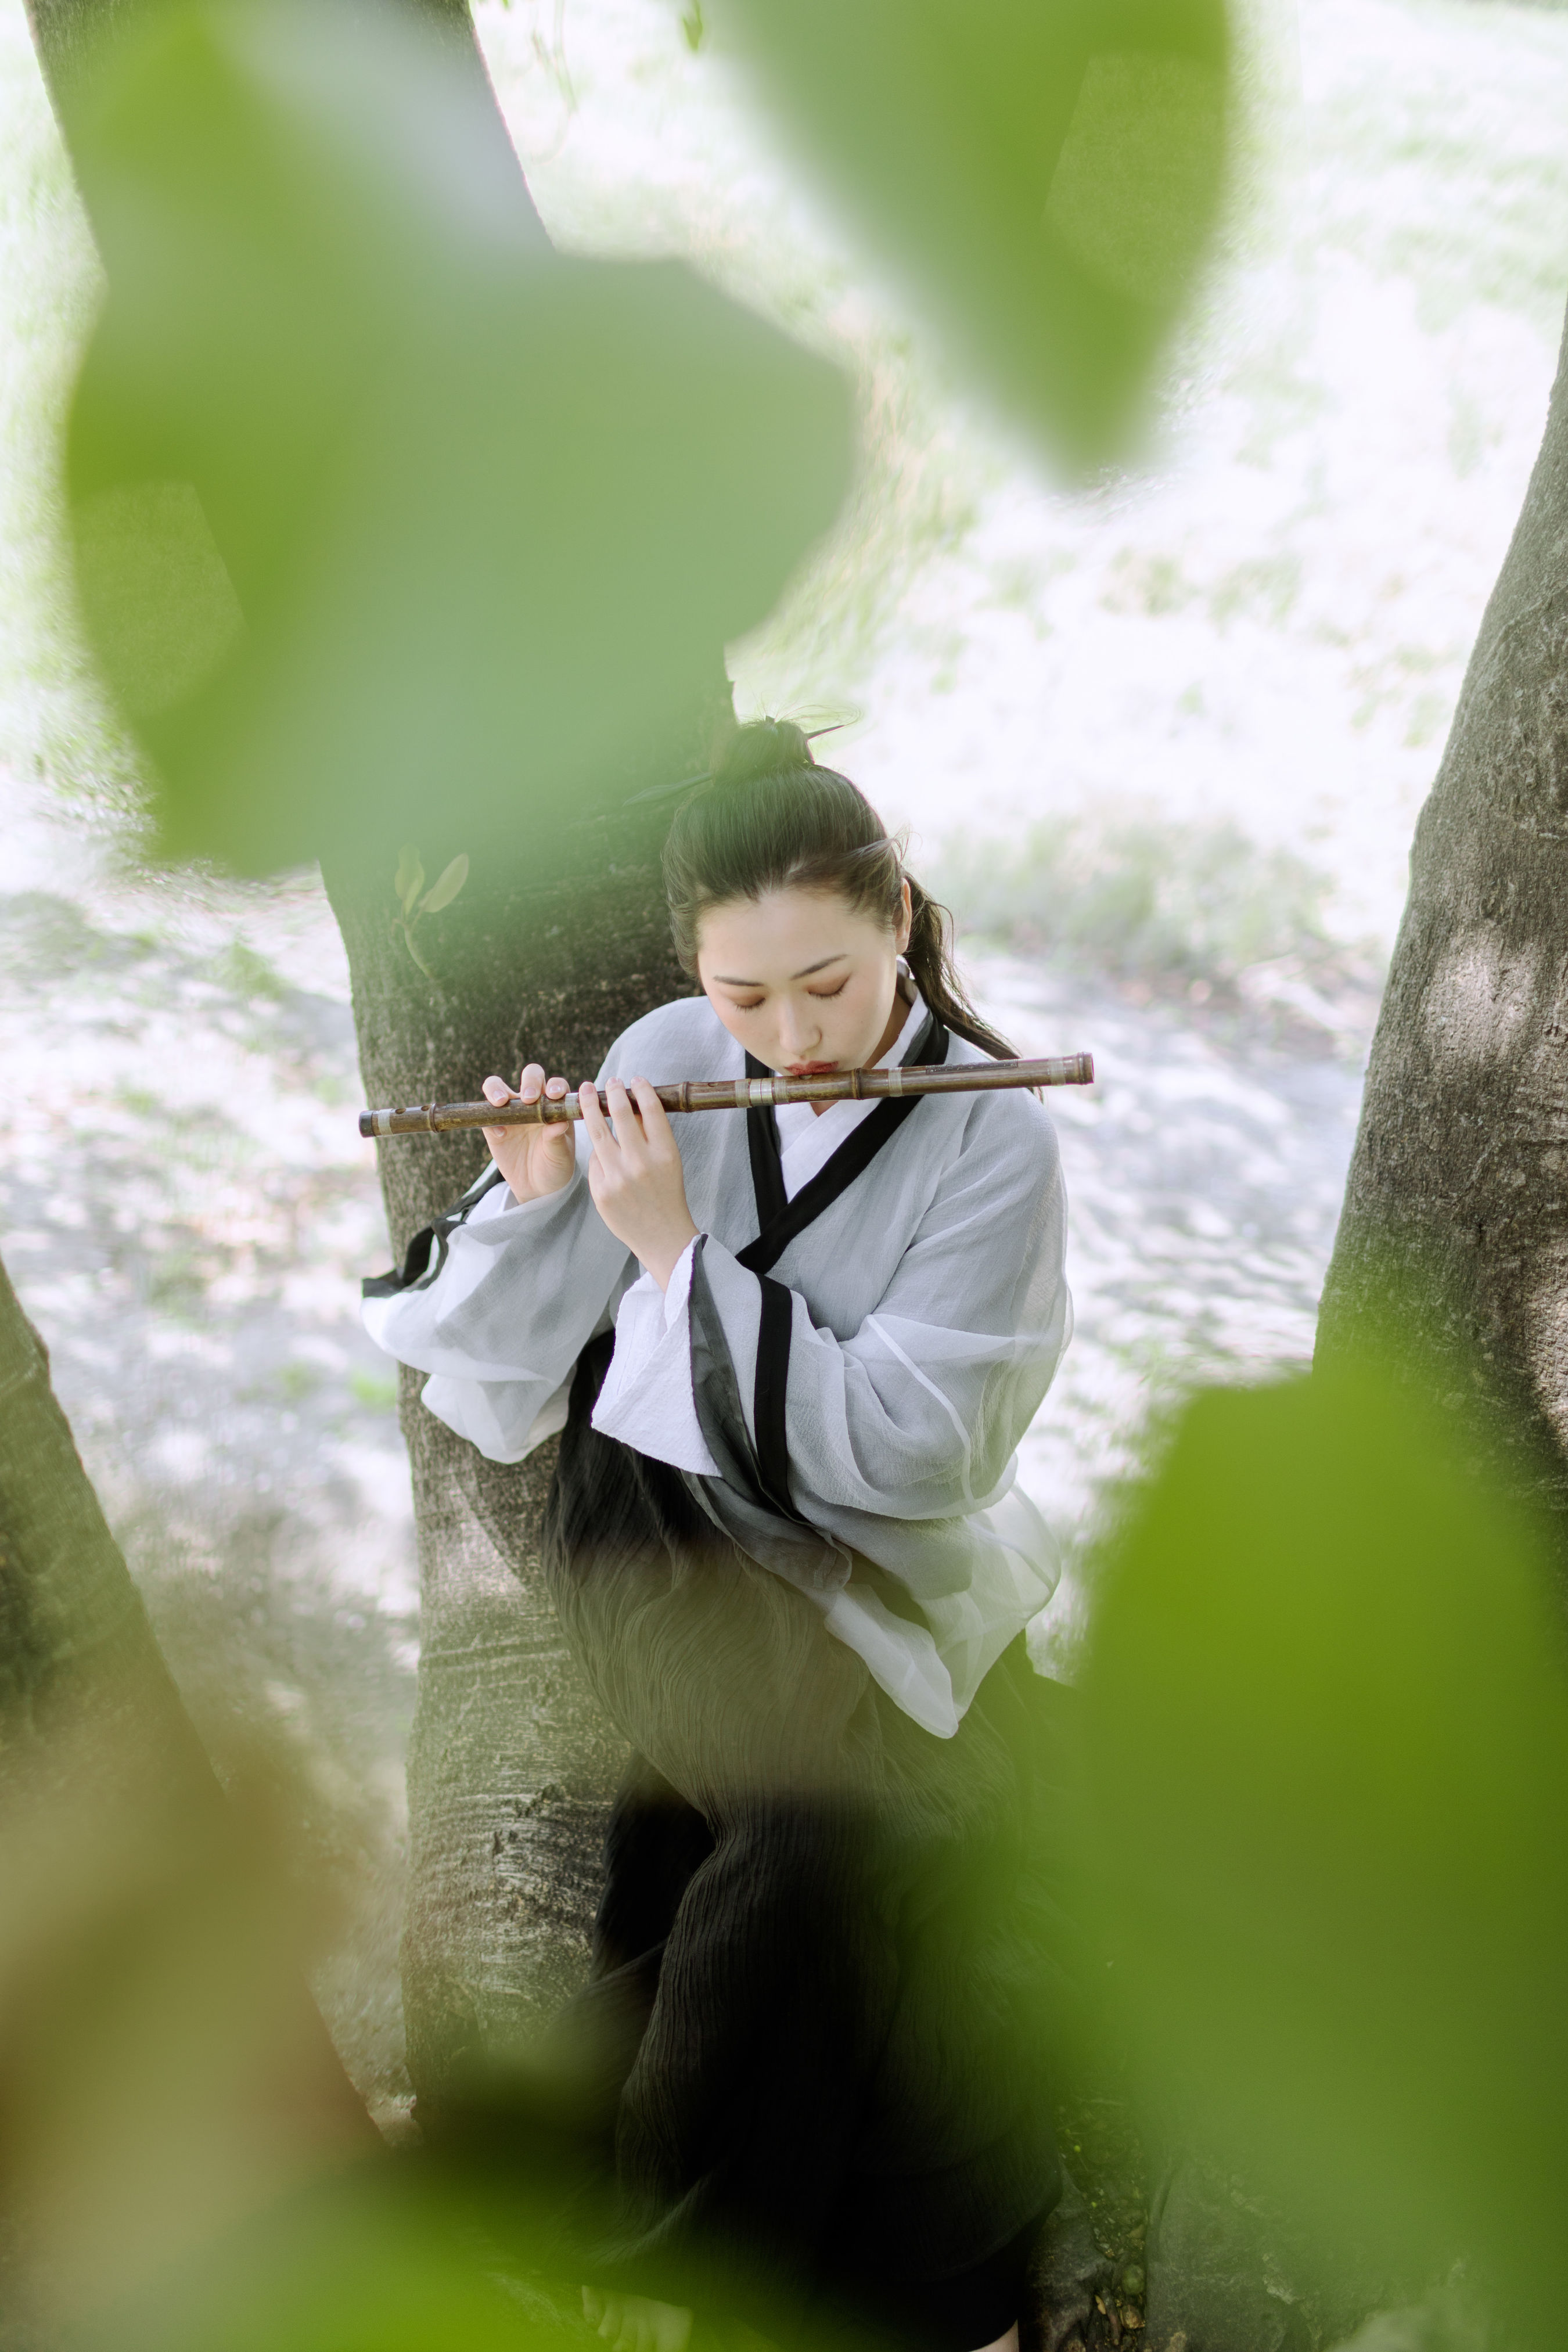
0,1245,222,1796
1318,303,1568,1531
321,772,725,2098
24,0,729,2109
0,1248,373,2319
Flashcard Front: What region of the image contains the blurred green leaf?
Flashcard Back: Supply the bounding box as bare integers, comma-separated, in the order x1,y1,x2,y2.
718,0,1231,471
394,845,425,916
66,0,853,875
73,479,245,717
419,851,469,916
1076,1360,1568,2339
89,2164,579,2352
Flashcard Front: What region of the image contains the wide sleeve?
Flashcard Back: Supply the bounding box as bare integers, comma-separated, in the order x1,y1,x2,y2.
686,1105,1070,1608
361,1131,635,1463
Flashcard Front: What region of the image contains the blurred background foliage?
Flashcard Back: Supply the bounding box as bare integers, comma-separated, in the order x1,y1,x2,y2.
1077,1358,1568,2348
16,1345,1568,2350
935,810,1343,999
63,0,852,873
58,0,1232,873
718,0,1232,469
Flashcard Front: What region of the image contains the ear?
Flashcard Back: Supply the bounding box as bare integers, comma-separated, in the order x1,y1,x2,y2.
894,877,913,955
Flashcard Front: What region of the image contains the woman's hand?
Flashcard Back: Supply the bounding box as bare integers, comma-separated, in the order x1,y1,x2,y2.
578,1077,699,1289
480,1063,576,1204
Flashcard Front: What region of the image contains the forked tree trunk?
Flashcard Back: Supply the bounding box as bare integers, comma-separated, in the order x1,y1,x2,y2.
24,0,725,2109
1318,303,1568,1533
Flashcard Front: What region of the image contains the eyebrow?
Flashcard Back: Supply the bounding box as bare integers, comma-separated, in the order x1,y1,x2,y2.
713,953,850,986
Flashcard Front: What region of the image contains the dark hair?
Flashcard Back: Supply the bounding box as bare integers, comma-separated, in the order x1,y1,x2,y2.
663,718,1015,1059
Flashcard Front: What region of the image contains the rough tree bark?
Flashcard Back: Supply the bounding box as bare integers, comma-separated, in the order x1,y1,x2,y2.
24,0,727,2108
1317,303,1568,1533
321,764,724,2098
0,1248,229,1803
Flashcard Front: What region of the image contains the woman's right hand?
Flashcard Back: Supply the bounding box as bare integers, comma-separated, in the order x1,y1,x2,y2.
481,1063,577,1204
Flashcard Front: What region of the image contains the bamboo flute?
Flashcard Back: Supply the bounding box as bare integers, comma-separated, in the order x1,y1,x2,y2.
360,1053,1094,1139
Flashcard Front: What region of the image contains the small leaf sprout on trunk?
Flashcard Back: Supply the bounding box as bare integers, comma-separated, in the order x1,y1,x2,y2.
392,846,469,984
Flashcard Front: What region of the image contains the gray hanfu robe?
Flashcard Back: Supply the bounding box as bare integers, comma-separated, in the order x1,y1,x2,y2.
364,986,1071,1742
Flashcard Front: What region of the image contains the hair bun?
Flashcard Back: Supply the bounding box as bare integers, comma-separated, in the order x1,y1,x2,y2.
710,718,814,792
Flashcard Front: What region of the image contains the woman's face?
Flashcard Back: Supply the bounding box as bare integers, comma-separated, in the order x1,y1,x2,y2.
695,883,912,1077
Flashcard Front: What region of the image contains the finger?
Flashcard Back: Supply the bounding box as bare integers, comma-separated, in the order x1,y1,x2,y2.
581,2289,602,2328
603,1075,646,1150
627,1076,674,1146
481,1074,515,1106
545,1074,569,1099
516,1062,547,1103
578,1080,614,1153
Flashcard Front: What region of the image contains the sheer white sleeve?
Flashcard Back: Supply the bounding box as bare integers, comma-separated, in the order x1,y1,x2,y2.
591,1239,720,1476
361,1140,635,1464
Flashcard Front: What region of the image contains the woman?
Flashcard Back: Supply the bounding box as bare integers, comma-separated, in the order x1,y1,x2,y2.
364,722,1073,2352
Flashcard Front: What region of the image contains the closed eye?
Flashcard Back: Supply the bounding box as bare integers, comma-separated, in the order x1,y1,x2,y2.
808,979,850,1000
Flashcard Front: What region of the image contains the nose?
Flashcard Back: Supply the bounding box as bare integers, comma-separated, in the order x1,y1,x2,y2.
776,995,821,1056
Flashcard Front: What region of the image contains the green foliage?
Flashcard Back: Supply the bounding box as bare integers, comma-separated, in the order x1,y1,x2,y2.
93,2168,580,2352
937,812,1333,987
718,0,1232,472
418,855,470,919
393,847,425,920
53,0,1239,879
1075,1360,1568,2343
64,0,853,875
392,844,469,982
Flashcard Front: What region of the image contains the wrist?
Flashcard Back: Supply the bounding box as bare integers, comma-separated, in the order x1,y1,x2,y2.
647,1220,700,1292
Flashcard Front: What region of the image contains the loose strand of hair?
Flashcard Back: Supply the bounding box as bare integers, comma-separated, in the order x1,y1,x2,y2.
904,879,1016,1060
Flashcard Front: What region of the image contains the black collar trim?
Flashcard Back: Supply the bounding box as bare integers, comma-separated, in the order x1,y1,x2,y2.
737,1007,947,1276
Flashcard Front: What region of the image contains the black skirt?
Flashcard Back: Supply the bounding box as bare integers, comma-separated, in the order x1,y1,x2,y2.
540,1332,1067,2349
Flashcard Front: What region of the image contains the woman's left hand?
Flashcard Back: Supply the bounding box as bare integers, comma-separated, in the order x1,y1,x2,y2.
578,1077,699,1289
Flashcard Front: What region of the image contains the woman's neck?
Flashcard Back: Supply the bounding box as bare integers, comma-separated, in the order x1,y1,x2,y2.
871,986,911,1067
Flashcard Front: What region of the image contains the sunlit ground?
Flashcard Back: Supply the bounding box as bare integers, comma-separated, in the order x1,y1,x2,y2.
2,0,1565,2108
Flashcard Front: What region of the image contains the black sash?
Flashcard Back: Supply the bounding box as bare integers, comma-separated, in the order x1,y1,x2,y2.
737,1009,947,1519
